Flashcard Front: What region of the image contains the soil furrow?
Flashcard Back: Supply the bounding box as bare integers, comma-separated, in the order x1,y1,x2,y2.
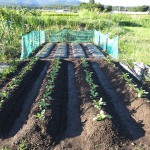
63,62,81,138
92,62,145,140
0,61,50,147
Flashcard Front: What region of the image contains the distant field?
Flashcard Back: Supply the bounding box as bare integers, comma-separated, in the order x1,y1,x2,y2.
40,11,150,65
0,8,150,65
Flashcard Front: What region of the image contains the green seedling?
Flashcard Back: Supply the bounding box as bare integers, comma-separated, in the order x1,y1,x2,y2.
0,91,9,108
104,57,111,64
90,90,98,99
43,93,52,101
0,91,9,99
81,57,88,67
121,73,130,81
39,99,49,110
90,83,98,91
85,70,93,82
136,88,148,98
93,110,112,121
92,98,106,110
45,85,54,91
18,139,28,150
35,109,45,120
0,146,11,150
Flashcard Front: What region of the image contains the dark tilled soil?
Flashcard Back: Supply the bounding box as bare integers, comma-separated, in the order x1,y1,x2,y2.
54,59,129,150
0,58,150,150
0,60,48,137
96,59,150,149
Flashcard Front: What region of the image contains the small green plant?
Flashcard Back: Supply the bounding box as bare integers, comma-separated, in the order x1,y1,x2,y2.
90,90,98,99
93,110,112,121
104,56,111,64
81,57,88,68
121,73,130,81
18,139,28,150
35,109,46,120
92,98,106,110
136,88,148,98
0,91,9,109
0,146,11,150
38,99,49,110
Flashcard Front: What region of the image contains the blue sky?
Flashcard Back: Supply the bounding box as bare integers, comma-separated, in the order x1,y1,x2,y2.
80,0,150,6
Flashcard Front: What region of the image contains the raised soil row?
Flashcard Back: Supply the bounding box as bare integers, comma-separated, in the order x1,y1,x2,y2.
0,59,150,149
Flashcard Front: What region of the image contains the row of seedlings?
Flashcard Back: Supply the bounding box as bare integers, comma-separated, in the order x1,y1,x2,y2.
36,43,55,58
0,58,38,109
103,57,149,98
104,56,149,98
84,43,105,58
35,58,61,121
0,61,26,86
72,43,86,58
54,43,68,58
119,72,148,98
81,57,112,121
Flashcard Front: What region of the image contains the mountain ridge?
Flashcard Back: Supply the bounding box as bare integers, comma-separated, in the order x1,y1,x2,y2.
0,0,81,6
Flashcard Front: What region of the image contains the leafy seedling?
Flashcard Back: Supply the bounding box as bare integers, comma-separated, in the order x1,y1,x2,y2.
136,88,148,98
39,99,49,110
92,98,106,110
35,110,45,120
93,110,112,121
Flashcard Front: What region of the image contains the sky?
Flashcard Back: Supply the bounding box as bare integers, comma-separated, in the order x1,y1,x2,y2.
80,0,150,6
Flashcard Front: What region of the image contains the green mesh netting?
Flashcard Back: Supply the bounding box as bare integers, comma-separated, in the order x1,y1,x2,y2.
20,31,45,59
107,36,119,59
99,32,108,51
93,30,100,45
48,29,94,43
93,30,118,59
20,29,118,59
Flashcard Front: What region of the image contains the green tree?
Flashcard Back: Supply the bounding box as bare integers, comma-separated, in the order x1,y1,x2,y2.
105,5,112,12
89,0,95,4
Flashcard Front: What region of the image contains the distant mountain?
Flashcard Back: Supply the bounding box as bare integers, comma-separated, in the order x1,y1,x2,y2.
0,0,81,6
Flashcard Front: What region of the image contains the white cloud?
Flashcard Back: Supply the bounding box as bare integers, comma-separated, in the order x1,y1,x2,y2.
79,0,150,6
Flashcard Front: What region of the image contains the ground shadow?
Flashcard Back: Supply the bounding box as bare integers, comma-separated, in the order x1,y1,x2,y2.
119,21,142,27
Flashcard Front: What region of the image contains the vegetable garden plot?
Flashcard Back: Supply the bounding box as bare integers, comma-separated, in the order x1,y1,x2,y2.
36,43,54,58
71,43,86,58
95,59,150,148
54,43,68,58
55,59,129,149
0,58,150,149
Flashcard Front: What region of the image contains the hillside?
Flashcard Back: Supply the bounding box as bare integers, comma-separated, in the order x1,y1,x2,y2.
0,0,81,6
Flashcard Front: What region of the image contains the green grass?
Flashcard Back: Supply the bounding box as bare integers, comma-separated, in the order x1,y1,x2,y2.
0,8,149,66
119,27,150,65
